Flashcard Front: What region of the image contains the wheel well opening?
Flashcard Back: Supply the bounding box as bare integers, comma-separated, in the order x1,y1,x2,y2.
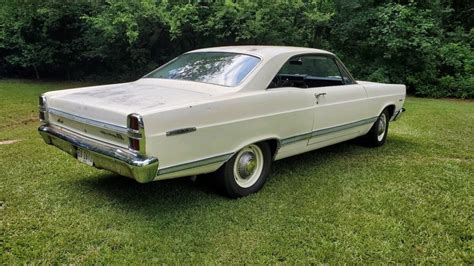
386,105,396,118
264,139,279,159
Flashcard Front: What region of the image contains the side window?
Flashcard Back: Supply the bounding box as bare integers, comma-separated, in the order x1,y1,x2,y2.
336,60,356,85
268,55,346,88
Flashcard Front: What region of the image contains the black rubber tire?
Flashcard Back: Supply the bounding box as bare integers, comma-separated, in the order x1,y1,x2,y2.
216,142,272,198
363,109,390,147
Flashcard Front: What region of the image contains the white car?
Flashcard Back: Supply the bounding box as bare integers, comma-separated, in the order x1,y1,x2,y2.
39,46,405,197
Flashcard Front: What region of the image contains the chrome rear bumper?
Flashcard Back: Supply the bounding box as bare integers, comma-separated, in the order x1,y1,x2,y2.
38,125,159,183
392,108,406,121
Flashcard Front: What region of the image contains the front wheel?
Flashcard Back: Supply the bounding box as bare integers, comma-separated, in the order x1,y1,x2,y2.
363,109,390,147
216,142,272,198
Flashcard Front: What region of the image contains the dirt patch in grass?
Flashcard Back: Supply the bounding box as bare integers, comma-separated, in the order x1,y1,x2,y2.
0,139,21,145
0,116,39,130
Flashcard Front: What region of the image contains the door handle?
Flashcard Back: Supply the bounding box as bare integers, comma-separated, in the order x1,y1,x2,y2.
314,92,326,104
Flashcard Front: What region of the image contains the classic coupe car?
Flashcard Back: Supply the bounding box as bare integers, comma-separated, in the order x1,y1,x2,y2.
38,46,405,197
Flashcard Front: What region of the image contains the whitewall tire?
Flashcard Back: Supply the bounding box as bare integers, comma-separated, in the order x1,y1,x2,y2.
363,108,390,147
216,142,272,198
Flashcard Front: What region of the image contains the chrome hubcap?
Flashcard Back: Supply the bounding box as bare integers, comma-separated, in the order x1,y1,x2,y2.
237,152,257,179
233,144,264,188
377,113,387,141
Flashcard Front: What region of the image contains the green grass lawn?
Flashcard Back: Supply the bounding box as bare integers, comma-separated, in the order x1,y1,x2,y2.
1,80,473,263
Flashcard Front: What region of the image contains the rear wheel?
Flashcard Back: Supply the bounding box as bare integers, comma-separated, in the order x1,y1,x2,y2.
216,142,272,198
363,109,390,147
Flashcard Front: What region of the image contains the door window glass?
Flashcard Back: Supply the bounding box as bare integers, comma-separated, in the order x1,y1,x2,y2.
269,55,345,88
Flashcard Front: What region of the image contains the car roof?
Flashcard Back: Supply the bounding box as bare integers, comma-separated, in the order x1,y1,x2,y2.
188,45,334,59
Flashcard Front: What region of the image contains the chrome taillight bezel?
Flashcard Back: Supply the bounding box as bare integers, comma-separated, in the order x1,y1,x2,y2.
38,95,48,123
127,113,145,154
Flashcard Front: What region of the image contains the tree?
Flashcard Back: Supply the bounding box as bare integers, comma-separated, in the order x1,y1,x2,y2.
0,1,94,79
0,0,472,97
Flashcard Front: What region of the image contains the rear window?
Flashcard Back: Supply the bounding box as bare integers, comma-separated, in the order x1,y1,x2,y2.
145,52,261,87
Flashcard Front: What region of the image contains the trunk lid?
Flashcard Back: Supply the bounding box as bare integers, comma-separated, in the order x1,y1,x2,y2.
45,79,224,147
47,79,218,125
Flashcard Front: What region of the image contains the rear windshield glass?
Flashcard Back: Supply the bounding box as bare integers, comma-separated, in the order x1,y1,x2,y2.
145,52,261,87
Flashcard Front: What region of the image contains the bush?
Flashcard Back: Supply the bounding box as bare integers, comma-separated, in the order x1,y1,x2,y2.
0,0,472,98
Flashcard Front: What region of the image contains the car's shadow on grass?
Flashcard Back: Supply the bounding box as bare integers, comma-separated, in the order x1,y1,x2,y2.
75,171,222,213
271,135,419,173
73,135,418,214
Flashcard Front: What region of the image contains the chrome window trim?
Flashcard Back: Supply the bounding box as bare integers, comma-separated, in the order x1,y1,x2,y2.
334,57,357,84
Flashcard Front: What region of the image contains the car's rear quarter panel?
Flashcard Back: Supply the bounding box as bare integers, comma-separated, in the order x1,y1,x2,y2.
360,82,406,118
143,90,314,180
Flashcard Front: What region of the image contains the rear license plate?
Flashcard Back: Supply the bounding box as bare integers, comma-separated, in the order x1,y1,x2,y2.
77,148,93,166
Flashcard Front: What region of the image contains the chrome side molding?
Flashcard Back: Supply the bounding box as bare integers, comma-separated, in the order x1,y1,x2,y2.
166,127,197,136
48,107,128,134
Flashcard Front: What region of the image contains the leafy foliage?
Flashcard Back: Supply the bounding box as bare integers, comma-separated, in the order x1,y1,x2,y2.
0,0,472,97
0,1,94,79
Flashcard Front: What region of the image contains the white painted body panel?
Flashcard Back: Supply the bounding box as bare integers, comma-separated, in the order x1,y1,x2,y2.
41,46,406,181
358,81,406,118
309,84,369,145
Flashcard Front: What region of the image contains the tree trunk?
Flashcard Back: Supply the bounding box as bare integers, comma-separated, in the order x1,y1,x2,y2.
33,65,40,79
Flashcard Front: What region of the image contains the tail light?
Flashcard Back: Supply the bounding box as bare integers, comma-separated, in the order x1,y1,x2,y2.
130,138,140,151
38,95,48,122
129,115,139,131
39,95,46,106
127,113,144,153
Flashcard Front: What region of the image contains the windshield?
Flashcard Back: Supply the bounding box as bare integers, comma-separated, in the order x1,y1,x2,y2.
145,52,260,87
